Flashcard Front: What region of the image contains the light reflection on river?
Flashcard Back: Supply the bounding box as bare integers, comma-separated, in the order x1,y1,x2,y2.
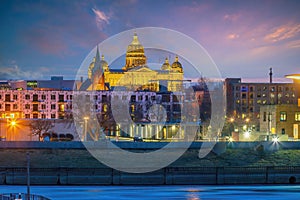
0,185,300,200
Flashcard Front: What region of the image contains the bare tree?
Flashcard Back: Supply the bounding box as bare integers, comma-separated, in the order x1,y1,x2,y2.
29,119,54,141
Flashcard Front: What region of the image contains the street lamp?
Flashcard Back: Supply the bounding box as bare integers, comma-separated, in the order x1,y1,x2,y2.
83,116,89,141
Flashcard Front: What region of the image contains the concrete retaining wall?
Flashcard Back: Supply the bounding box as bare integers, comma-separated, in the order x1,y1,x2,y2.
1,167,300,185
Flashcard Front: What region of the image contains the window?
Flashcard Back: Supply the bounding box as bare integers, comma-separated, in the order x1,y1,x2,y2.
241,93,246,99
25,104,30,109
103,104,108,112
295,112,300,121
25,94,30,100
13,104,18,109
33,104,38,112
5,104,10,111
280,111,287,121
41,104,46,109
51,104,56,109
13,94,18,100
41,95,46,100
51,95,56,100
263,112,267,121
5,94,11,101
25,114,30,118
51,114,56,119
59,95,64,102
270,87,275,92
41,114,46,119
130,95,136,102
33,113,38,119
59,104,65,112
263,86,267,91
33,94,38,101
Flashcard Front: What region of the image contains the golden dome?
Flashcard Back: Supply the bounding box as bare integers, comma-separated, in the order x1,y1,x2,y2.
127,32,144,53
100,55,109,71
161,57,171,70
171,56,183,73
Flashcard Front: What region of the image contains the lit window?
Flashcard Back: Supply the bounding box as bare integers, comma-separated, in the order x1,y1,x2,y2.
280,111,287,121
295,112,300,122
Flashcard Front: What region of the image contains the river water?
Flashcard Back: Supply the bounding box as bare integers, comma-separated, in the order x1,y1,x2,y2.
0,185,300,200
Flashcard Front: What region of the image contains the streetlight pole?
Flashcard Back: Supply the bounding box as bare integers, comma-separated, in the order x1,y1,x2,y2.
26,152,30,200
83,117,89,141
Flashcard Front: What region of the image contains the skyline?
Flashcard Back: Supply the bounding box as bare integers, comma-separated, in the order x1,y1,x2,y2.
1,0,300,81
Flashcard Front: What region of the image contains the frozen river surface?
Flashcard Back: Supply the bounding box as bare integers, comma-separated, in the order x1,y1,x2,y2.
1,185,300,200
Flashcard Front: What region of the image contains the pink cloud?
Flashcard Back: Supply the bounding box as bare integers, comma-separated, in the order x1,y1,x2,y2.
286,39,300,48
264,23,300,42
227,33,240,40
223,13,240,22
92,8,110,30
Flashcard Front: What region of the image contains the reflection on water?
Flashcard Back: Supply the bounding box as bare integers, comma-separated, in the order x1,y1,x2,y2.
0,185,300,200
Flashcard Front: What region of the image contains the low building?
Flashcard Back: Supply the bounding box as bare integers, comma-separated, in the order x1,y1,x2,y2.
260,104,300,139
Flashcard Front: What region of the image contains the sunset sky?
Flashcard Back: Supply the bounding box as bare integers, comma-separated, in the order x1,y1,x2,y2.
1,0,300,81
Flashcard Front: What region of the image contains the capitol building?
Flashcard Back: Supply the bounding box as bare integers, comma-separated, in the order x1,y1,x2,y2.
77,33,184,92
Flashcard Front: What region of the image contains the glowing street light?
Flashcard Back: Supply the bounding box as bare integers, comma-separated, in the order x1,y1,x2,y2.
11,121,16,126
244,131,250,139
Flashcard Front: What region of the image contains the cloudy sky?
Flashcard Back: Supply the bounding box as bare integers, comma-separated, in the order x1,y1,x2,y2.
0,0,300,81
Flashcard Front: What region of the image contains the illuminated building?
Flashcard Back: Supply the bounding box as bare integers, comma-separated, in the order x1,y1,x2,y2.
225,78,298,132
78,33,184,92
260,104,300,139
